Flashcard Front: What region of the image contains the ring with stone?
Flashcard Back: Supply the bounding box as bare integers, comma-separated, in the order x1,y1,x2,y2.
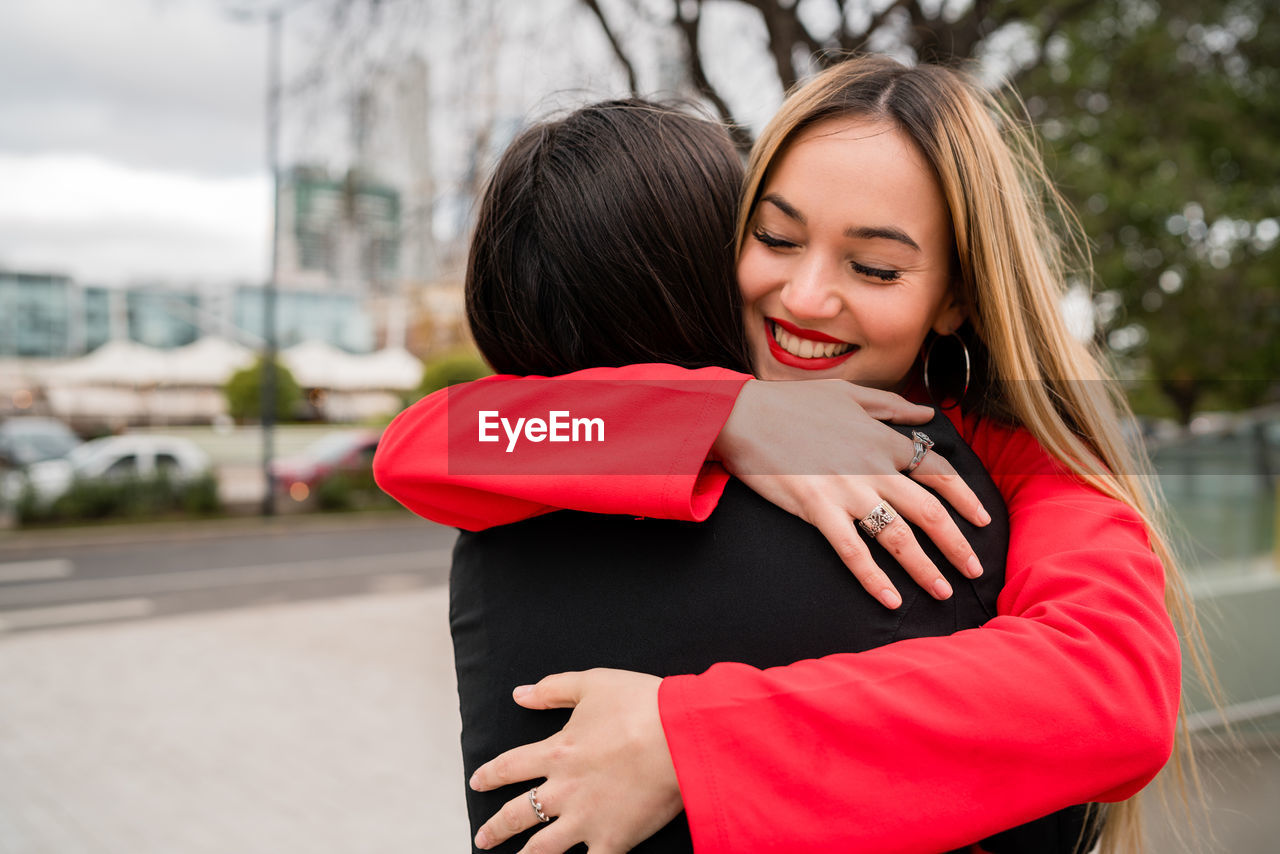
901,430,935,474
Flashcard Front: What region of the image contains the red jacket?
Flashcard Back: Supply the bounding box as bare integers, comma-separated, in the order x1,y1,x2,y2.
374,364,1180,854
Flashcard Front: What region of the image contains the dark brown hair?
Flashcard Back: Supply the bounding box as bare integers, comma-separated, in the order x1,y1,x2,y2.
465,99,751,375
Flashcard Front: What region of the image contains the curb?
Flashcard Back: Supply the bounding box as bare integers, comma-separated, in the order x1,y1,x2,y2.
0,509,433,553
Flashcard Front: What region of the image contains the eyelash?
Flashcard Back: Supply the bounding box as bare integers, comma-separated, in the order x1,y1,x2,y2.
752,227,902,283
851,261,902,282
751,227,795,249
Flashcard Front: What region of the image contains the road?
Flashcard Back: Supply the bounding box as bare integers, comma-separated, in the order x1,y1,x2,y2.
0,512,457,633
2,513,1278,852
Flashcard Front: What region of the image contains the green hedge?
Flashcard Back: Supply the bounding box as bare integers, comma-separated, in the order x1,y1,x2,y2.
17,472,221,526
314,471,398,512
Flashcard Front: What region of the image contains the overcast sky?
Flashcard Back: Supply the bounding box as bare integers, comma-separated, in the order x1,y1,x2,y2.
0,0,281,285
0,0,795,287
0,0,654,286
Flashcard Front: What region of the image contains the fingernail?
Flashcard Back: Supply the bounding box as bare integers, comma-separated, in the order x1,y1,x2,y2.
513,684,533,699
978,507,992,526
469,771,480,790
933,578,953,599
878,588,902,609
475,830,492,849
966,555,983,578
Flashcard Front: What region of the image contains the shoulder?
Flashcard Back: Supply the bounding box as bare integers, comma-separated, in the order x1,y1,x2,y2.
945,409,1070,481
946,411,1144,535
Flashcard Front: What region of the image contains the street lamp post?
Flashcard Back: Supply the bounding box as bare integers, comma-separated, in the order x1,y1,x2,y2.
261,7,282,517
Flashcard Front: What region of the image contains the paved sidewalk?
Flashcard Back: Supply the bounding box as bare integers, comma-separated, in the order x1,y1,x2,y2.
0,588,470,854
2,578,1276,853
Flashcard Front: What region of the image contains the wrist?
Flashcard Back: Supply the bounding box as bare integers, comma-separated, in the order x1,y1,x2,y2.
710,379,759,465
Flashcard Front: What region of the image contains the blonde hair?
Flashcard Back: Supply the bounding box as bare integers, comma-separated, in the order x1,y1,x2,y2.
738,54,1209,853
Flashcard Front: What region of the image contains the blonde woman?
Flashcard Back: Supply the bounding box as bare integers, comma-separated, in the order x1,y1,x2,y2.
376,56,1186,853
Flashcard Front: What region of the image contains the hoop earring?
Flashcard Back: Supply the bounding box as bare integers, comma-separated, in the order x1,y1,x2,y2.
923,331,971,411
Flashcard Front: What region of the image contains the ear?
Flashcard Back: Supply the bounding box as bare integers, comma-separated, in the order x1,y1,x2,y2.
932,288,968,336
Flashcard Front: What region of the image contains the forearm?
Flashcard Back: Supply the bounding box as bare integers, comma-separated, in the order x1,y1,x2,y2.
373,364,749,529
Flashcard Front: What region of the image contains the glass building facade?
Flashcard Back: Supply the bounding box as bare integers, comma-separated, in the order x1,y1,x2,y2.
233,286,374,353
0,272,74,357
289,167,400,292
127,290,201,349
1,274,376,358
82,287,113,353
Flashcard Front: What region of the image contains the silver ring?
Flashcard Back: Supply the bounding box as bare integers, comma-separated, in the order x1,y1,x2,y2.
901,430,935,474
528,788,550,823
857,500,899,537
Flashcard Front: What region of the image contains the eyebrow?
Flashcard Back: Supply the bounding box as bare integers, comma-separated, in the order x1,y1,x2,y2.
845,225,921,252
760,192,921,253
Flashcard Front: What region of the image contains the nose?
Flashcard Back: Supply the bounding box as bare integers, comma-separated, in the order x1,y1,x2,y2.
779,254,842,320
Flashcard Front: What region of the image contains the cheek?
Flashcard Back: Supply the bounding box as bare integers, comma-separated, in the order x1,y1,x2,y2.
735,246,779,310
860,281,951,339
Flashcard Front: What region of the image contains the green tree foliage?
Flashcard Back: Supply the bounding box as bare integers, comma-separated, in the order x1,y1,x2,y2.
416,350,493,397
223,358,303,423
1014,0,1279,422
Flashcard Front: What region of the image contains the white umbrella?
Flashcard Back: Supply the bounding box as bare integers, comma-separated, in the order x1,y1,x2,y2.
165,336,256,387
41,340,169,386
353,348,424,391
281,340,363,390
281,341,424,391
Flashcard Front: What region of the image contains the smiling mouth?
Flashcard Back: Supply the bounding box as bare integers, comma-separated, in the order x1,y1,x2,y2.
768,319,856,359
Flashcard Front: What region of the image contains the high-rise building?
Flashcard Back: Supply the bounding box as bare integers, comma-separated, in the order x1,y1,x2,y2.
275,166,401,297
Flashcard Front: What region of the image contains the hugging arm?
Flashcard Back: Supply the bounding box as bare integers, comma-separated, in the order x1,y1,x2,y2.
471,417,1180,853
373,365,750,530
660,420,1180,852
374,363,991,602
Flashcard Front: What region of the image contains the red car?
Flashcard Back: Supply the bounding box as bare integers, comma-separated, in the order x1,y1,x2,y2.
270,429,380,503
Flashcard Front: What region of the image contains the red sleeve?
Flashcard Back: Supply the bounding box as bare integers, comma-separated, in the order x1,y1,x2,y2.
372,364,749,530
657,417,1180,854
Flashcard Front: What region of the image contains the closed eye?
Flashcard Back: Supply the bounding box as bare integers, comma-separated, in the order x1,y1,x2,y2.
752,227,797,249
852,260,901,282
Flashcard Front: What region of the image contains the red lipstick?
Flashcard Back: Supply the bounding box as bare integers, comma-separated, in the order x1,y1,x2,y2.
770,316,847,343
764,318,858,371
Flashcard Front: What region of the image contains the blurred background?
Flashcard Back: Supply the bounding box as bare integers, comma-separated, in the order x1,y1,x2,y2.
0,0,1276,851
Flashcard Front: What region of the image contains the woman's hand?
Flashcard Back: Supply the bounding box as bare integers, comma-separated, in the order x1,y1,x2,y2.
470,669,681,854
712,379,990,609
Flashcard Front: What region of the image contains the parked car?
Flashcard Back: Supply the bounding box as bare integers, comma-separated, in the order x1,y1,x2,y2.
3,434,213,507
0,417,83,470
270,429,380,502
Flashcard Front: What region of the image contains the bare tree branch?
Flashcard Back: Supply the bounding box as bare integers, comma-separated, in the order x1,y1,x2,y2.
739,0,825,90
578,0,641,96
846,0,912,61
829,0,858,54
674,0,754,151
922,0,995,62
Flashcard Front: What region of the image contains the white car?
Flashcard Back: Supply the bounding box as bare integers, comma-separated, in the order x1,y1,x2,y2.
3,434,212,506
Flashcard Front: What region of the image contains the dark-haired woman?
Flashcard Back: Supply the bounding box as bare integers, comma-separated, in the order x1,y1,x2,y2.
425,98,1067,854
377,64,1180,854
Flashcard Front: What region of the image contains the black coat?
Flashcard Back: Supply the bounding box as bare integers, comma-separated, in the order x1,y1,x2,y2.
449,411,1098,853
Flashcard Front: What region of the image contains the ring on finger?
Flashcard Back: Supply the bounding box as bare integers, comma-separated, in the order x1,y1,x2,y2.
528,788,550,823
901,430,935,475
857,500,899,537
